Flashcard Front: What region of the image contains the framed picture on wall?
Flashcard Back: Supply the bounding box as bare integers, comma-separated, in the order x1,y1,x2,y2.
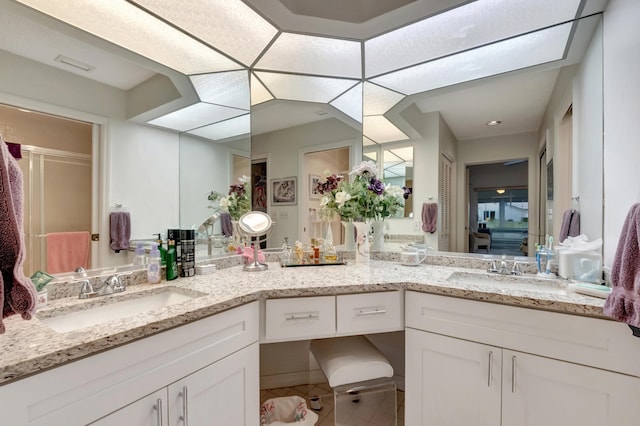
271,177,297,205
309,174,322,199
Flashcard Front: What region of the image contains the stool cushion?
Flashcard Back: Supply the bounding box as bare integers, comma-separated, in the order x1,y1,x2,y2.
310,336,394,387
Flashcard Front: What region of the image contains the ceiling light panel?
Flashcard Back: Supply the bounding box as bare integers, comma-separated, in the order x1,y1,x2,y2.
130,0,277,67
255,33,361,78
187,114,250,141
190,71,250,110
363,116,409,144
250,72,274,106
255,72,359,103
365,0,581,77
330,83,363,123
363,82,405,116
371,23,571,95
148,102,245,132
17,0,241,74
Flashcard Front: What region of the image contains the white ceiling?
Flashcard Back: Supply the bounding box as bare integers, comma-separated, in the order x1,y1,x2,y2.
0,0,606,142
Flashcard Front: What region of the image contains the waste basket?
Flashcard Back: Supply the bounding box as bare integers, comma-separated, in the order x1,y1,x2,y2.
260,395,319,425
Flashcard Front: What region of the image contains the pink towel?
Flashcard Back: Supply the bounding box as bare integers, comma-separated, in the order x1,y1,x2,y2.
0,135,37,333
110,211,131,252
422,202,438,233
559,208,580,243
46,231,90,274
603,203,640,328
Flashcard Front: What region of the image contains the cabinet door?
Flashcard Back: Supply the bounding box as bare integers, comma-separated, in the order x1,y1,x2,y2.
502,350,640,426
168,342,259,426
90,389,167,426
405,329,502,426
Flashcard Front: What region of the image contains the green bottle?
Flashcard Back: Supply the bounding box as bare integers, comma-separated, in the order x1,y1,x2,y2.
166,239,178,281
154,233,167,266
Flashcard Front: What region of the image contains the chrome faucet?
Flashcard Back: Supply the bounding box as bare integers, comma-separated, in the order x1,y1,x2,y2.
78,274,126,299
498,256,510,275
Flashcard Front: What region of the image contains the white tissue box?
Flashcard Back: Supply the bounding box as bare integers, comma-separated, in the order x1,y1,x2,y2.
558,250,601,282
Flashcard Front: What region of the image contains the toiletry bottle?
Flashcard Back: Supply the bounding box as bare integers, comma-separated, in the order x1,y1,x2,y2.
132,242,147,266
166,239,179,281
147,243,161,284
154,233,167,266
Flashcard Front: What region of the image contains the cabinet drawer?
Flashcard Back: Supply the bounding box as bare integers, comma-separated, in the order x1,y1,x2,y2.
336,291,403,335
264,296,336,342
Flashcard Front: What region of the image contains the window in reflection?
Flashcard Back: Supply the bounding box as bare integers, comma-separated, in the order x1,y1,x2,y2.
475,188,529,256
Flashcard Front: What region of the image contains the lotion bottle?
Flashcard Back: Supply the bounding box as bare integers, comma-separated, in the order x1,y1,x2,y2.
147,243,161,284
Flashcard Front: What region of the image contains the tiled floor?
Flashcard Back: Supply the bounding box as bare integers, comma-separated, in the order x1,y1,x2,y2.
260,382,405,426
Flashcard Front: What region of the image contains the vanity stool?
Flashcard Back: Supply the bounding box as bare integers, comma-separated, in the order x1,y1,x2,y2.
310,335,397,426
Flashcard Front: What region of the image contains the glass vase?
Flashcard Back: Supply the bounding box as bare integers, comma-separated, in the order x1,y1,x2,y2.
371,220,385,251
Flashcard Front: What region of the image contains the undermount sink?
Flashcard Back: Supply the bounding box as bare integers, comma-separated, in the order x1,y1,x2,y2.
447,271,567,295
37,287,204,333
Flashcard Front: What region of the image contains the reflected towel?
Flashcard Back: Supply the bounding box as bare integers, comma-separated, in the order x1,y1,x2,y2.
604,203,640,328
109,211,131,252
422,202,438,233
220,212,233,237
46,232,90,274
0,136,37,333
559,209,580,243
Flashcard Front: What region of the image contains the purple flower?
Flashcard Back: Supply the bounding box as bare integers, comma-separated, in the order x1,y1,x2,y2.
402,186,413,200
369,178,385,195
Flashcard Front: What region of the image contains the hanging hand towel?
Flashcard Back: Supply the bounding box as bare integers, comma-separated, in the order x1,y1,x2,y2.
422,202,438,233
0,135,37,334
603,203,640,328
110,211,131,252
46,231,90,274
559,208,580,243
220,211,233,237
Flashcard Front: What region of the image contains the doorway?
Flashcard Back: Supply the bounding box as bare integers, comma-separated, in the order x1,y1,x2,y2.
1,104,93,275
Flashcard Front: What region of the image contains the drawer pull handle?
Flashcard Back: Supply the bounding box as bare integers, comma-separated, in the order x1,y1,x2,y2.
487,351,493,387
511,356,517,394
286,313,319,320
356,308,387,316
153,398,163,426
179,386,189,425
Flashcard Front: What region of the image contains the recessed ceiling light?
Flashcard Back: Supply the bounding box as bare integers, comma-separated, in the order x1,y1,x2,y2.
487,120,502,126
54,54,95,72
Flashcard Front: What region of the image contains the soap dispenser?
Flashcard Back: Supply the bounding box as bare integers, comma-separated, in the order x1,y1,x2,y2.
147,242,161,284
132,242,147,266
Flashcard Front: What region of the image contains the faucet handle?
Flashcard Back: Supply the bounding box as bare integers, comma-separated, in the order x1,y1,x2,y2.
487,259,498,273
511,260,524,276
79,279,96,299
108,274,126,292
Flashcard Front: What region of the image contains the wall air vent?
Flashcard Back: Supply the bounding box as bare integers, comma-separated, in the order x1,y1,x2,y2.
54,54,95,72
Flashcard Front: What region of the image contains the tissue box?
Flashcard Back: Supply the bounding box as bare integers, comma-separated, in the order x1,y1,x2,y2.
558,250,601,282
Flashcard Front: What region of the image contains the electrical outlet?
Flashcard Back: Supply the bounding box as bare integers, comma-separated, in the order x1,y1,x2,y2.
413,221,421,231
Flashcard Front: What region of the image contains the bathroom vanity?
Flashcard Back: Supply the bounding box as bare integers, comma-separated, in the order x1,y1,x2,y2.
0,258,637,425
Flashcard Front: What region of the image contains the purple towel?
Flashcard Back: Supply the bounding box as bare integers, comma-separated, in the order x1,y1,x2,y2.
604,203,640,327
220,212,233,237
5,142,21,159
558,209,580,243
109,211,131,252
0,135,37,333
422,203,438,233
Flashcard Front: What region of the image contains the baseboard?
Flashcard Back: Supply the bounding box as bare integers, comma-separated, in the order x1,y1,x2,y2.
260,369,326,390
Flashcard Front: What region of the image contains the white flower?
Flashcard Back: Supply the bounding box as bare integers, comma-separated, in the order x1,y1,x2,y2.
323,169,332,177
349,160,378,177
239,175,250,184
335,191,352,207
320,195,330,206
219,197,229,208
385,185,404,198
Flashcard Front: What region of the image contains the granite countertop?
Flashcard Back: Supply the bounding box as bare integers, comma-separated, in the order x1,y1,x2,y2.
0,259,607,386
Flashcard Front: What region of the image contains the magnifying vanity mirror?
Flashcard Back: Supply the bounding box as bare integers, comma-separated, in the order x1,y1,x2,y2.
238,211,273,271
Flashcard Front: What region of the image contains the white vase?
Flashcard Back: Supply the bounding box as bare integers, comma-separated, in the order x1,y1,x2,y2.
371,220,385,251
341,221,356,250
353,221,371,263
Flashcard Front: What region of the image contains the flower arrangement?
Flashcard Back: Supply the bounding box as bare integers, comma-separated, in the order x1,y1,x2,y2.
208,175,251,220
317,161,405,221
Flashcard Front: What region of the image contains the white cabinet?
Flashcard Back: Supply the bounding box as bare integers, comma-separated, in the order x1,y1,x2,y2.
0,302,259,425
336,291,404,335
405,292,640,426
